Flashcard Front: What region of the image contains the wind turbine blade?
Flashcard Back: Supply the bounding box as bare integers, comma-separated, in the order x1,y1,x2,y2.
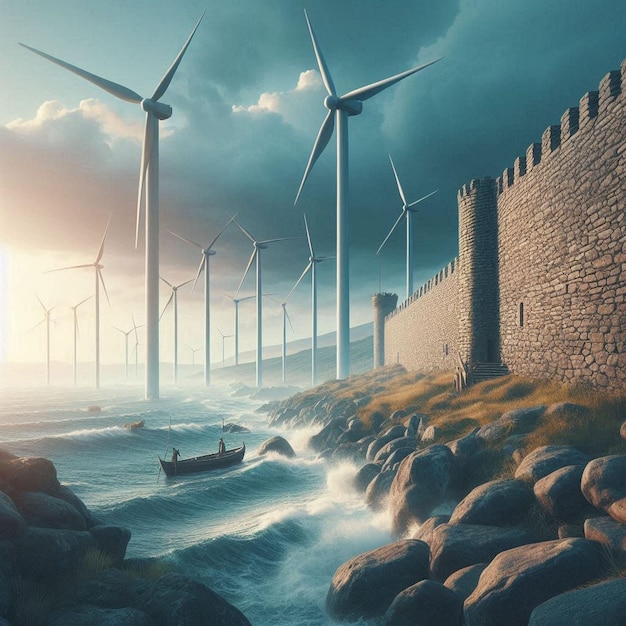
285,305,295,334
191,257,206,294
135,113,152,249
151,12,204,101
28,319,46,333
303,10,336,96
408,189,438,208
95,214,112,264
259,237,301,245
159,293,174,321
303,213,315,258
389,154,407,206
46,264,93,273
295,109,335,205
19,43,143,103
76,295,93,308
207,213,238,251
99,270,111,307
216,327,224,338
239,294,256,303
167,230,203,250
233,218,256,244
235,250,257,297
113,326,125,335
160,276,174,289
35,294,46,311
287,262,312,301
341,58,441,102
317,255,335,262
377,212,405,255
177,279,194,289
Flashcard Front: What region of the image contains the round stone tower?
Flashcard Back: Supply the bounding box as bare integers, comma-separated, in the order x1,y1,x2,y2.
372,293,398,368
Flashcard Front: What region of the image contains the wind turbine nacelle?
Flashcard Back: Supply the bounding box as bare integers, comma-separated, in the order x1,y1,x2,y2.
141,99,173,120
325,95,363,117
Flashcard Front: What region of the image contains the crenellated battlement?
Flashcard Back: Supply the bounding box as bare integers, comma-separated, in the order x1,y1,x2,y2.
490,59,626,197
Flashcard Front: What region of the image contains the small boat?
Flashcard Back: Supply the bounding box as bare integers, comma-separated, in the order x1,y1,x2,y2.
158,443,245,477
124,419,145,430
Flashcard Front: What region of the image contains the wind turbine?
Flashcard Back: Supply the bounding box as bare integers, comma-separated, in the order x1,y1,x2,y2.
168,215,235,387
223,292,255,367
186,344,202,367
279,302,295,384
160,276,193,386
216,327,233,369
21,14,204,400
377,154,438,300
294,10,439,380
47,216,111,389
287,214,333,387
70,295,93,385
234,221,297,387
30,296,55,386
114,317,143,379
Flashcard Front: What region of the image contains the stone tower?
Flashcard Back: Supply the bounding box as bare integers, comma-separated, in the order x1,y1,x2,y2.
457,178,500,365
372,293,398,368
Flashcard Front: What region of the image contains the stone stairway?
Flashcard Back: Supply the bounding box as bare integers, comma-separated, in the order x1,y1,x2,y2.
469,362,510,385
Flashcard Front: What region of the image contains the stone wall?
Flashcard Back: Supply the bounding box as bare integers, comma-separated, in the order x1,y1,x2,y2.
384,260,459,372
495,62,626,390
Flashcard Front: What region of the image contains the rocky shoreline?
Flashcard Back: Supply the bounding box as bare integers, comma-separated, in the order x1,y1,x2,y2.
261,369,626,625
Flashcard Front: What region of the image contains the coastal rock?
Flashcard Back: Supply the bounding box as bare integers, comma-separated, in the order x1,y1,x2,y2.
420,425,438,443
449,478,535,527
366,426,406,462
0,491,25,540
383,579,462,626
381,447,416,473
515,446,591,483
326,539,430,622
353,463,381,493
89,525,131,566
581,455,626,523
331,442,365,463
411,515,450,544
309,419,345,453
557,523,584,538
544,402,590,420
15,527,94,579
416,415,429,438
443,563,487,603
621,420,626,440
74,567,149,609
429,523,534,581
389,445,459,534
12,490,87,531
528,577,626,625
257,436,296,458
584,516,626,556
404,414,420,438
373,437,417,464
365,469,396,510
464,538,607,626
533,465,590,522
57,485,96,527
49,605,157,625
137,573,251,625
498,405,547,435
446,427,483,469
475,421,508,442
0,455,61,494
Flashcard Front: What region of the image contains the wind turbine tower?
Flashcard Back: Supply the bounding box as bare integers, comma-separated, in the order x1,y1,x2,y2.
216,327,233,368
295,10,439,380
32,296,54,386
21,14,204,399
224,293,255,367
70,295,92,385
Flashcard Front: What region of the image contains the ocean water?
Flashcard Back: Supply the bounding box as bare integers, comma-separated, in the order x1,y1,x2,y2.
0,383,392,625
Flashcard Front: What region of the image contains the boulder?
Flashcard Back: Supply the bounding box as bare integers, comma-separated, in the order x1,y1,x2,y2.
49,605,157,625
557,524,584,539
581,455,626,523
56,485,95,526
528,577,626,625
309,419,345,452
515,446,591,483
443,563,487,603
449,479,535,527
89,525,131,566
326,539,430,622
12,490,87,530
584,516,626,556
0,490,25,540
383,579,463,626
544,402,590,420
365,469,396,510
0,456,61,494
389,445,459,534
381,447,415,473
15,527,94,579
446,427,484,469
464,538,607,626
137,573,251,625
416,414,430,438
475,421,509,443
74,567,149,609
621,420,626,441
257,436,295,458
533,465,590,522
498,405,547,435
411,515,450,544
331,442,365,463
420,425,438,443
404,414,420,438
353,463,381,493
373,437,417,464
366,425,406,462
429,523,534,581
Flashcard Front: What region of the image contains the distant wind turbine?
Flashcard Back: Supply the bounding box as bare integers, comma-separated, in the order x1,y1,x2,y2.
168,215,235,387
287,214,333,387
160,276,193,386
114,317,144,379
223,292,255,367
294,9,439,380
47,216,111,389
280,302,295,384
30,295,55,386
70,295,92,386
21,14,204,400
216,327,233,369
377,154,438,300
186,344,202,367
235,220,297,387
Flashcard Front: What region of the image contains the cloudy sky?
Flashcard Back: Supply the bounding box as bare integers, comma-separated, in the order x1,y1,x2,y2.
1,0,625,378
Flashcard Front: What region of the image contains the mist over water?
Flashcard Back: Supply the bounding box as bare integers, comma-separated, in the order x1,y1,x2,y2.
0,382,392,625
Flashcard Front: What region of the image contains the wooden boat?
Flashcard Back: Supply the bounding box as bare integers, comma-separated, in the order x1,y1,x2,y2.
158,443,245,477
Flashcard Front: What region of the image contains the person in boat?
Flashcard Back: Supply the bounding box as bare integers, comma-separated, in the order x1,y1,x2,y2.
218,438,225,456
171,447,180,462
